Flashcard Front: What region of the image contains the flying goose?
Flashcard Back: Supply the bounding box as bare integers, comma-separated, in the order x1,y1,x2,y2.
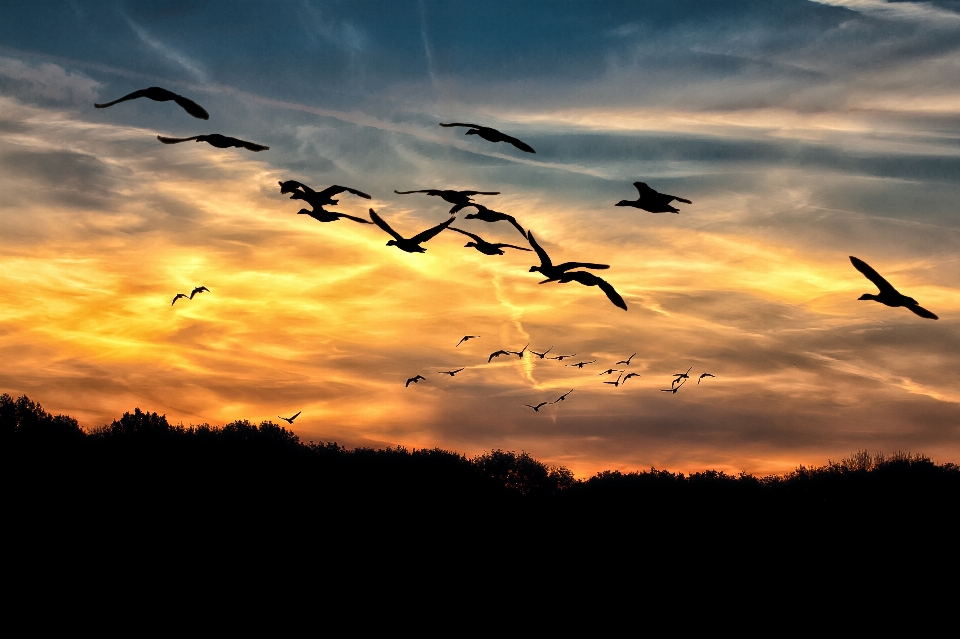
369,209,455,253
279,181,372,209
617,353,636,365
698,373,715,384
488,350,513,362
279,411,301,424
171,293,189,305
462,204,528,238
661,379,685,394
616,182,691,214
604,373,624,387
547,353,576,361
510,344,529,358
551,389,574,404
447,227,532,255
157,134,269,152
95,87,209,119
524,402,549,412
189,286,209,299
622,373,641,385
438,368,465,376
394,189,499,214
530,346,553,359
439,123,536,153
545,270,628,311
672,367,693,387
850,256,938,319
527,231,609,282
406,375,427,387
566,360,596,369
457,335,480,347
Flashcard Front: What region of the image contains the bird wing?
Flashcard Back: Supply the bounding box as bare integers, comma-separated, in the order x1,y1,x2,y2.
279,180,313,194
157,135,202,144
439,123,484,129
171,94,210,120
406,378,415,386
908,304,939,320
368,210,405,241
233,137,270,152
488,350,509,362
94,88,155,108
171,294,186,305
394,189,433,195
501,134,536,154
411,216,456,244
633,182,659,197
319,185,372,199
454,368,465,373
555,262,610,272
461,191,501,196
448,227,483,242
526,231,553,269
668,196,693,204
849,256,897,294
494,243,532,252
594,278,627,310
336,213,374,224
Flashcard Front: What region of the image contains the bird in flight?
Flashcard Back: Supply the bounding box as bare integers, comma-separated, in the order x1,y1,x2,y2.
566,360,596,369
394,189,499,214
546,270,628,311
171,293,189,305
622,373,641,385
527,231,610,282
849,256,938,319
530,346,553,359
95,87,209,119
439,123,536,154
604,373,625,387
547,353,576,361
698,373,715,384
510,343,529,358
599,369,623,376
157,134,269,152
457,335,480,347
488,349,513,362
279,181,371,208
438,368,465,377
661,379,685,394
617,353,637,365
462,204,528,239
279,411,302,424
447,227,532,256
369,209,455,253
616,182,692,214
189,286,209,299
524,402,549,412
551,389,574,404
672,367,693,387
297,208,372,224
406,375,427,387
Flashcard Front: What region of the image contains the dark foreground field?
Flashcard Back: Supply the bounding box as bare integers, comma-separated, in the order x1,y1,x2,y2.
4,393,958,579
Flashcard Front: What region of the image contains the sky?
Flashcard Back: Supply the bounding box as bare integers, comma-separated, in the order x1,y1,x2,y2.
3,0,960,476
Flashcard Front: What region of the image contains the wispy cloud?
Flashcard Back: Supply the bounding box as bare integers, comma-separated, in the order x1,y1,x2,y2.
811,0,960,23
123,14,207,82
0,55,100,103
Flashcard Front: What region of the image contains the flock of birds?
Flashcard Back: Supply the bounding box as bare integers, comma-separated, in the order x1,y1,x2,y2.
93,86,941,422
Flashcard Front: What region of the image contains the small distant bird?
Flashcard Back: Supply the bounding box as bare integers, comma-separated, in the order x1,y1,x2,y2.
672,367,693,387
849,256,938,320
510,344,529,358
488,350,513,362
157,134,269,152
547,354,576,361
297,208,372,224
551,389,574,404
279,411,302,424
617,353,637,365
604,373,624,387
462,204,528,238
457,335,480,347
95,86,209,119
698,373,715,385
530,346,553,359
369,209,455,253
279,181,372,209
544,270,628,311
622,373,641,385
394,189,499,214
599,369,623,376
661,379,685,394
406,375,427,387
189,286,209,299
566,360,596,369
524,402,548,412
171,293,189,305
447,227,532,256
438,368,465,377
527,231,610,282
439,123,536,154
616,182,692,214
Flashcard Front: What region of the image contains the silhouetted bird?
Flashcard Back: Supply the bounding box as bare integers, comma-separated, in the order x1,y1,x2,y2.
599,369,623,376
566,360,596,369
279,411,301,424
394,189,499,214
698,373,715,385
279,181,371,209
510,344,529,358
661,379,685,394
547,354,576,361
617,353,636,365
438,368,465,376
447,227,532,256
616,182,691,214
297,208,372,224
527,231,609,282
488,350,513,363
524,402,548,412
604,373,624,387
369,209,455,253
849,256,938,319
530,346,553,359
462,204,528,238
157,134,269,152
546,270,628,311
406,375,427,387
457,335,480,347
672,367,693,387
622,373,641,385
189,286,209,299
95,87,209,119
439,123,536,154
171,293,189,305
551,389,574,404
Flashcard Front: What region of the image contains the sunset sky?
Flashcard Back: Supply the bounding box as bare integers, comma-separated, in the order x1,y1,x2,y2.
4,0,960,476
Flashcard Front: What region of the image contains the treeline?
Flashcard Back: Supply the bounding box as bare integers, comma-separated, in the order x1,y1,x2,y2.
4,392,958,561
